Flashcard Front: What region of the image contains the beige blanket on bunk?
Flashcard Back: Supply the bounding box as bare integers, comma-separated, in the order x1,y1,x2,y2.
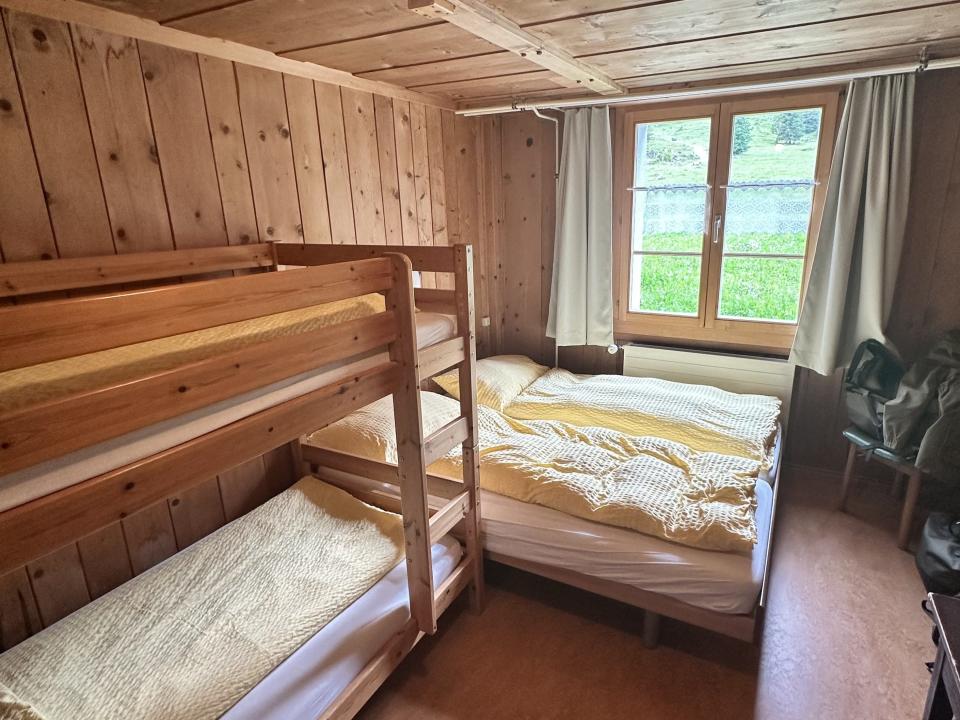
307,393,761,552
0,478,403,720
504,368,781,465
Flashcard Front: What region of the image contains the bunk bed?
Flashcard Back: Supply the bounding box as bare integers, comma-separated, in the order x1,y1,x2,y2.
302,357,787,647
0,241,482,720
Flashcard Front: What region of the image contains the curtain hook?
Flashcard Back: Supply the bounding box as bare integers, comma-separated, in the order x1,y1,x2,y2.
917,46,930,74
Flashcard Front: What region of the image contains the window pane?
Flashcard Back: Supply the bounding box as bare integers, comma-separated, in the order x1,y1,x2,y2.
723,185,813,255
728,108,822,183
630,254,701,315
718,257,804,322
633,188,706,253
634,117,711,186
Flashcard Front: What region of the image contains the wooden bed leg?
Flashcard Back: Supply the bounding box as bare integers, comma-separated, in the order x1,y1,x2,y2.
838,442,857,511
454,245,485,612
898,470,922,551
642,611,661,649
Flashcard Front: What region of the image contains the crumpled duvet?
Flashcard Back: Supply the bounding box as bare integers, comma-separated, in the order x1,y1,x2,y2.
307,392,761,552
502,369,782,465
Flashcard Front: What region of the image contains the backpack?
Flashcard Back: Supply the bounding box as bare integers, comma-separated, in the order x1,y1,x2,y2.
844,339,905,441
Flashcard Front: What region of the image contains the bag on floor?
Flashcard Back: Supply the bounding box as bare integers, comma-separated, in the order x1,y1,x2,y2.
917,512,960,595
845,339,905,440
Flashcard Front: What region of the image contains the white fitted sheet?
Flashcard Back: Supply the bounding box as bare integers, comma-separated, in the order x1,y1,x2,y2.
224,536,462,720
482,479,772,615
0,313,456,512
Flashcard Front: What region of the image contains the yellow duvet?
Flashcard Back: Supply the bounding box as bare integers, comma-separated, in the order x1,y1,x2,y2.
307,393,761,552
504,369,781,465
0,293,385,414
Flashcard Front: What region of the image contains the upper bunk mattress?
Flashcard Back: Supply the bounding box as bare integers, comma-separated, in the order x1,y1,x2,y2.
0,308,455,512
0,477,411,720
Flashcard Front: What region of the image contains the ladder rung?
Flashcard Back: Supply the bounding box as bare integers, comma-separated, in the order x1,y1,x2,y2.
429,490,469,541
423,416,468,466
419,336,465,379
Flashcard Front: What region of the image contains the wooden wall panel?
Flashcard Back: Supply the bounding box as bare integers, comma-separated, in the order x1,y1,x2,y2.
5,10,114,258
138,41,227,248
198,56,260,246
342,87,386,245
236,63,302,243
284,74,331,245
315,81,356,245
27,545,90,627
168,477,226,549
499,111,553,365
374,94,403,247
77,524,133,600
0,569,41,649
0,13,488,648
392,100,421,249
0,14,56,262
73,26,174,253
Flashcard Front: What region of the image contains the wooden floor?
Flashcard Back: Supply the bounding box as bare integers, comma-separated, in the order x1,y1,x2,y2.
359,467,932,719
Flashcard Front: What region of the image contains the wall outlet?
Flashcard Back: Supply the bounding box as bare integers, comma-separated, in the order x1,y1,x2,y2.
480,316,491,327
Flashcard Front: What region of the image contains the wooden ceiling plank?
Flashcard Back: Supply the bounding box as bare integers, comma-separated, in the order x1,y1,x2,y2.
358,50,532,87
413,69,567,99
1,0,454,108
527,0,948,58
167,0,432,53
488,1,661,25
281,23,500,74
589,4,960,79
78,0,229,23
615,38,960,89
408,0,625,95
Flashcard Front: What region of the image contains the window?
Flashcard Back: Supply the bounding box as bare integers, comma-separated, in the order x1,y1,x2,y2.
614,90,840,352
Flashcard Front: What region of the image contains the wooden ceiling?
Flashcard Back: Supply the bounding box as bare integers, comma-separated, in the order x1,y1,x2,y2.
80,0,960,108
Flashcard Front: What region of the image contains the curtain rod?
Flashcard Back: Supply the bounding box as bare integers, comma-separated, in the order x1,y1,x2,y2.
457,51,957,116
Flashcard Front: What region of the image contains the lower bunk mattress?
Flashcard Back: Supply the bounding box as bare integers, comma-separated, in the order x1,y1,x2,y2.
0,476,461,720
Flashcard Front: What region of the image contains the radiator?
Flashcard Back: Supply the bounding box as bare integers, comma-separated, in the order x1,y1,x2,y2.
622,344,795,422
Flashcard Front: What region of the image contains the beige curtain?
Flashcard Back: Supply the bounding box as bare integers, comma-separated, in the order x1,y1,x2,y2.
547,107,614,347
790,74,915,375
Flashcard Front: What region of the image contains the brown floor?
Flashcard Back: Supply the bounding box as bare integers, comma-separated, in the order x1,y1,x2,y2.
359,468,932,720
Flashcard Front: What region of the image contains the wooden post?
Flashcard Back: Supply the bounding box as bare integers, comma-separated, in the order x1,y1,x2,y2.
384,252,437,634
454,244,485,611
898,469,923,551
838,442,857,511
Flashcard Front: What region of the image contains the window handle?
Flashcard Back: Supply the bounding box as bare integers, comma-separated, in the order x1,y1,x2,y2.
712,214,723,244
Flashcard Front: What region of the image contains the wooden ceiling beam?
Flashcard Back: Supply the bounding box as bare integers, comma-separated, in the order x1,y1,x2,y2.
408,0,625,96
0,0,455,109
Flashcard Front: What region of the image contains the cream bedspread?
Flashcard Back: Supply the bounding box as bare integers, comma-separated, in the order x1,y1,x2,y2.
504,369,781,464
307,393,761,551
0,293,385,414
0,478,403,720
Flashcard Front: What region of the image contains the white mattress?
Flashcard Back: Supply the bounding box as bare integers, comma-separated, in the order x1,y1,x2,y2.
482,479,772,615
0,312,456,512
225,536,461,720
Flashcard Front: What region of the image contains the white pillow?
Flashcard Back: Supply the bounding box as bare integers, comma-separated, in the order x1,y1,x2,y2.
434,355,549,412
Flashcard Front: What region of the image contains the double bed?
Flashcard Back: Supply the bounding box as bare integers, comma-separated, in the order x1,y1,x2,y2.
305,352,790,645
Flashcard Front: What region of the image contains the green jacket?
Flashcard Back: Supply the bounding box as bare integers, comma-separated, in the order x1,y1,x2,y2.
884,330,960,480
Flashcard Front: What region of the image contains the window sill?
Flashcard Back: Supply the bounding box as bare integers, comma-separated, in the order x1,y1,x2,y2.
614,320,795,358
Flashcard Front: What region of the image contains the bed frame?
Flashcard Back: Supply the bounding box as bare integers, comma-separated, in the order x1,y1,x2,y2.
304,357,787,649
0,241,483,719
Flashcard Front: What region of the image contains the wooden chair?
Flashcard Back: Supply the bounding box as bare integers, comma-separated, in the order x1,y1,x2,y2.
838,426,923,550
